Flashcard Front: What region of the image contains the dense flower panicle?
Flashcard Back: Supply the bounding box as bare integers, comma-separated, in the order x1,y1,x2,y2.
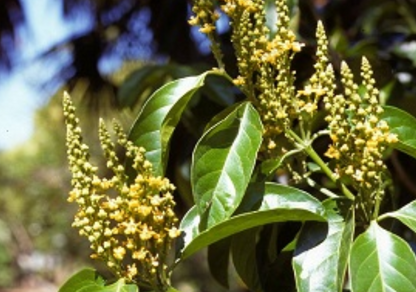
298,21,334,119
189,0,218,32
324,59,397,213
221,0,269,93
63,93,181,286
219,0,305,156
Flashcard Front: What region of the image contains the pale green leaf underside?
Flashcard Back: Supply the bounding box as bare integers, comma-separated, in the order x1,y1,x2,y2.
293,200,354,292
381,200,416,233
178,182,326,260
349,221,416,292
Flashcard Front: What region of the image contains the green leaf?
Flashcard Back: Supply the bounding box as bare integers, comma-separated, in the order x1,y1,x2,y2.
178,182,326,260
203,102,244,132
178,205,200,247
166,287,182,292
118,65,167,108
59,269,138,292
92,279,138,292
202,74,236,107
231,228,263,292
293,200,354,292
393,41,416,67
191,102,263,228
381,105,416,159
118,64,199,108
129,72,211,176
260,157,285,177
265,0,278,38
349,221,416,292
59,268,100,292
380,200,416,233
208,237,232,288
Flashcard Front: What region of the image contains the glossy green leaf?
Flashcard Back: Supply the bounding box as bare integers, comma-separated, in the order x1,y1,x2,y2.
178,182,326,260
380,200,416,233
59,269,138,292
59,268,101,292
293,200,354,292
178,205,200,249
129,72,211,176
203,102,243,132
89,279,138,292
349,221,416,292
191,102,263,228
381,105,416,159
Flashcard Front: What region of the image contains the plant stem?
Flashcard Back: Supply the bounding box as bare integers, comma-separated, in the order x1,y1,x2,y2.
305,177,340,198
372,188,386,220
377,213,388,222
287,129,355,201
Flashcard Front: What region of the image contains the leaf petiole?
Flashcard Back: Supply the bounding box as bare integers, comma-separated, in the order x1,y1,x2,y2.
287,129,355,201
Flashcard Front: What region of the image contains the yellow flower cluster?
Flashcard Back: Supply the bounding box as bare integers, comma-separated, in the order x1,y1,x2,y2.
297,22,335,119
324,59,397,214
63,93,180,287
218,0,306,157
189,0,223,68
189,0,219,34
190,1,397,205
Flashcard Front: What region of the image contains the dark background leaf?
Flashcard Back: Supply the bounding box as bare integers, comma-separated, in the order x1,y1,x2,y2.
208,238,232,289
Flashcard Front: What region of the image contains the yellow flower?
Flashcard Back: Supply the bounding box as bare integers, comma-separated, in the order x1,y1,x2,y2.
168,227,181,239
325,145,340,159
188,16,199,26
123,219,138,235
386,133,398,144
113,246,126,261
133,249,147,260
303,102,317,113
126,264,138,279
140,225,154,241
199,23,216,34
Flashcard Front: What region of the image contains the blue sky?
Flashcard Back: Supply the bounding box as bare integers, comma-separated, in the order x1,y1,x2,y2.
0,0,90,150
0,1,217,150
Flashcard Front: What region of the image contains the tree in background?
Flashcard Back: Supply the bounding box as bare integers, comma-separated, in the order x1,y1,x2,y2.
1,0,416,108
